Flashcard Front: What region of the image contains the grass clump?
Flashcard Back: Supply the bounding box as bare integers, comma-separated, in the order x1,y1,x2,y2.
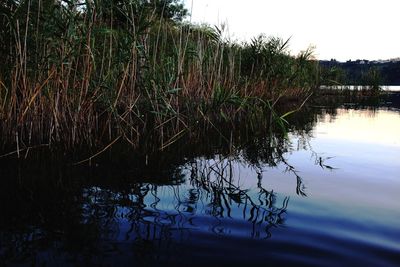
0,0,319,155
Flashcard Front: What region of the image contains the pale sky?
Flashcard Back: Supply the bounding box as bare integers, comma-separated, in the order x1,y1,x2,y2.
184,0,400,61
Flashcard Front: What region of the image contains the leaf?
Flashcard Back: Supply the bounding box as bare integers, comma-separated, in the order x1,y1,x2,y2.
166,88,182,94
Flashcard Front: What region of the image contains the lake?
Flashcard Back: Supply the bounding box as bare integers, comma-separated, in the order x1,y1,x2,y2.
320,85,400,91
382,85,400,91
1,104,399,266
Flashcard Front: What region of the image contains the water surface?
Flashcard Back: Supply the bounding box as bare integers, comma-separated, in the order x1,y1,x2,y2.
1,106,399,266
320,85,400,91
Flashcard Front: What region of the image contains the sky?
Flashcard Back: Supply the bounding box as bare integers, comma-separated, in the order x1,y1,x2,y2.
183,0,400,61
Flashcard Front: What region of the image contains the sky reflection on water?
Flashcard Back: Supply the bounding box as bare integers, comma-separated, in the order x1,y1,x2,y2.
1,106,400,266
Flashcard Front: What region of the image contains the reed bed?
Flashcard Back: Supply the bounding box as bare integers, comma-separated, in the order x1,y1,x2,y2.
0,0,319,155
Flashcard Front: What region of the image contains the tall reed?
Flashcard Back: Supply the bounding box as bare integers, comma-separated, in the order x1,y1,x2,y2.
0,0,319,154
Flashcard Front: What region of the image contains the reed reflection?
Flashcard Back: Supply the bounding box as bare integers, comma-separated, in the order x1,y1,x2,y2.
0,106,338,265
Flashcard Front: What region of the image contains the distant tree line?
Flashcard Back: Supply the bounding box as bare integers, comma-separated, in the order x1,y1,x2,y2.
319,59,400,86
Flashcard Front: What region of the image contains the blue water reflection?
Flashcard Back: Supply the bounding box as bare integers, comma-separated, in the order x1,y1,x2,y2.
1,107,399,266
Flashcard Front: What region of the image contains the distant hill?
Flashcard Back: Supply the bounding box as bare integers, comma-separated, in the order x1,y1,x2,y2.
319,59,400,85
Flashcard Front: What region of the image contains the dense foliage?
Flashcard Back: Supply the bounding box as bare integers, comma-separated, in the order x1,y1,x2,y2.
0,0,319,152
319,59,400,88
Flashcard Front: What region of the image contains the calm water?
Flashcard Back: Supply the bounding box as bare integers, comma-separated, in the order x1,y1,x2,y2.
1,106,399,266
383,85,400,91
320,85,400,91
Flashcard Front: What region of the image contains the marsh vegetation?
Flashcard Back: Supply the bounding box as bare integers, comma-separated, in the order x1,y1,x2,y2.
1,1,400,266
0,0,320,156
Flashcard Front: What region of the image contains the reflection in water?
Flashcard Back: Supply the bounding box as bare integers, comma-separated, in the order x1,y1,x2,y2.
0,110,322,265
1,104,399,266
184,157,290,238
315,108,400,146
0,158,301,265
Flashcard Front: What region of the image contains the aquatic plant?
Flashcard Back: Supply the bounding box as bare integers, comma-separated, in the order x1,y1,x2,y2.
0,0,319,156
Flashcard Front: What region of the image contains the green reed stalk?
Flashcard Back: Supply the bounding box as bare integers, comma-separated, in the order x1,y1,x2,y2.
0,0,319,154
